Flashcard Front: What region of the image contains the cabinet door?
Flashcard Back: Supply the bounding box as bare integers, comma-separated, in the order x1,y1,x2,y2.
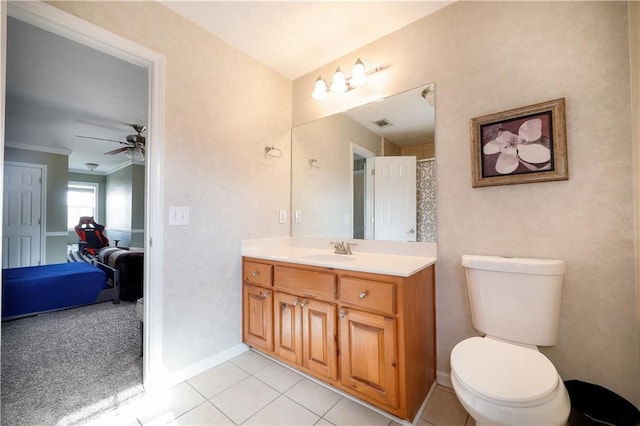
339,308,398,408
274,291,303,364
302,299,338,380
243,284,273,351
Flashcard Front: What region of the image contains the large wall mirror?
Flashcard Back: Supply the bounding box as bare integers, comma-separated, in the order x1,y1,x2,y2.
292,83,436,242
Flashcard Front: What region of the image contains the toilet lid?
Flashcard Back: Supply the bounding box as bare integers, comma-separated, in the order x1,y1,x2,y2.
451,337,559,405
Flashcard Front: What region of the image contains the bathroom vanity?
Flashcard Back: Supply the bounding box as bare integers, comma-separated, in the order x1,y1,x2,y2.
241,246,436,421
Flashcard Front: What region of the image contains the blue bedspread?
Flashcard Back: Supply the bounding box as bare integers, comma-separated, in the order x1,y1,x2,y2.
2,262,107,319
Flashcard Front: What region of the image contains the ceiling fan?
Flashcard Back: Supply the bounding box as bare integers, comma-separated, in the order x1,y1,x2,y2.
77,124,146,160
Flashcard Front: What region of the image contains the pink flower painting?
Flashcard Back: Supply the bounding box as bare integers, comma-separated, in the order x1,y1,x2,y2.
481,113,553,178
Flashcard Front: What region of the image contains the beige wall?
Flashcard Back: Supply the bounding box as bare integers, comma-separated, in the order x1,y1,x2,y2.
293,1,640,406
630,0,640,402
400,142,434,161
49,1,292,373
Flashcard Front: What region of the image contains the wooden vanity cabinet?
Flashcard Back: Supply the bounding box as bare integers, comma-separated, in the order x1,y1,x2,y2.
273,265,338,381
242,260,274,352
242,257,436,422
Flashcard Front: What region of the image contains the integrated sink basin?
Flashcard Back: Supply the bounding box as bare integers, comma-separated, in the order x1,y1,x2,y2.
298,254,356,262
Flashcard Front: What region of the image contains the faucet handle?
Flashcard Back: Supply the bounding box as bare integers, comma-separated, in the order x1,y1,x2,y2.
345,242,357,255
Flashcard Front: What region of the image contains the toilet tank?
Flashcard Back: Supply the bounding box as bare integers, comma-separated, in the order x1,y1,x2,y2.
461,255,566,346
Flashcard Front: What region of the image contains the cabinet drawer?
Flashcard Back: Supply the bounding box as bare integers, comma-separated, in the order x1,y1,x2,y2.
340,276,396,315
274,266,336,300
244,261,273,287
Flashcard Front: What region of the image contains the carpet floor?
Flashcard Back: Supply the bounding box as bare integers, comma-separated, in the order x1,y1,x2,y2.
1,301,143,426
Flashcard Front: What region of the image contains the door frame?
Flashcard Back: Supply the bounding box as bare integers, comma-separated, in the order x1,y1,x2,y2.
3,1,166,389
351,143,375,240
3,161,46,266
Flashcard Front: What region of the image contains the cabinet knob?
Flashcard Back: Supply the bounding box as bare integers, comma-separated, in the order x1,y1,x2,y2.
252,271,259,277
292,300,299,307
262,291,270,298
300,301,306,308
339,310,346,318
359,291,367,299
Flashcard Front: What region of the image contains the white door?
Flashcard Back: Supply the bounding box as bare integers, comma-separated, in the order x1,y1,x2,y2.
374,156,417,241
2,164,43,267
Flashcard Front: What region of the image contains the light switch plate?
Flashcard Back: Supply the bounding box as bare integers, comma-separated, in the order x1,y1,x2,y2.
279,210,287,224
169,206,189,226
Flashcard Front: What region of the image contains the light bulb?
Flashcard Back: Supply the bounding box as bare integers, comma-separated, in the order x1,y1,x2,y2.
330,67,348,93
312,75,328,100
350,58,367,87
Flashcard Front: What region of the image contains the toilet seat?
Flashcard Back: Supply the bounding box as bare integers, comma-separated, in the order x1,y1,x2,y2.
451,337,560,408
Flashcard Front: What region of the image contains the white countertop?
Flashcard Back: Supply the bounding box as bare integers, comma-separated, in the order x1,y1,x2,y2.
242,243,436,277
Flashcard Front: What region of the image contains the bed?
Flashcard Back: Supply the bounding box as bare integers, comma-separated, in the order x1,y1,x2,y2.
2,261,119,320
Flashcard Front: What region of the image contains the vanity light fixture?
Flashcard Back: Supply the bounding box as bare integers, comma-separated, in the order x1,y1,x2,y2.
311,58,380,100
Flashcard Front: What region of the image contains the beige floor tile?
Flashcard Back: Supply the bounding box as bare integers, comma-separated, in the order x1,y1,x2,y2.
421,387,468,426
132,382,206,425
284,379,342,416
90,408,141,426
244,395,320,425
254,362,304,393
229,349,273,374
187,361,249,398
315,418,336,425
210,376,279,424
167,401,234,425
323,398,390,426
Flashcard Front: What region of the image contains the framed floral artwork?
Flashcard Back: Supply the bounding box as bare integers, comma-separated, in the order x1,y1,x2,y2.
470,98,568,187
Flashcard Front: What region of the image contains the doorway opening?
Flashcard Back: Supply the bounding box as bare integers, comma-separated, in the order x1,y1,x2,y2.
1,2,165,420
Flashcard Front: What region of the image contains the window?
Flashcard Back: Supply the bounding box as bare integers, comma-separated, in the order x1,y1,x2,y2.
68,182,99,229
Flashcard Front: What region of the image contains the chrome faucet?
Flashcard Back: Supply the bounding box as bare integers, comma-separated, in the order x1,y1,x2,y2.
330,241,357,255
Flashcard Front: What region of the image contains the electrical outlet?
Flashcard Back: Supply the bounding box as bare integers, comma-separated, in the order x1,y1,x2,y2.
279,210,287,224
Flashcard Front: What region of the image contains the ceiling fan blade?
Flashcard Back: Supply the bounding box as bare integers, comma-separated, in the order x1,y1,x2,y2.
104,147,130,155
77,135,129,145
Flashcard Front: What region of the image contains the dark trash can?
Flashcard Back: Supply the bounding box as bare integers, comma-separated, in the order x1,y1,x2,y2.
565,380,640,426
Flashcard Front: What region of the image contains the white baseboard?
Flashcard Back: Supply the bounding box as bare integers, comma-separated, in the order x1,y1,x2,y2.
437,369,453,389
156,343,249,390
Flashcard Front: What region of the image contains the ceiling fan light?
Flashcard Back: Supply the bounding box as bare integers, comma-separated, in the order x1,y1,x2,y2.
132,149,145,162
331,67,348,93
312,76,328,100
350,58,367,87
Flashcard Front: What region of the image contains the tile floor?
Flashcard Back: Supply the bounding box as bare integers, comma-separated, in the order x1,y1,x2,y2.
94,349,474,426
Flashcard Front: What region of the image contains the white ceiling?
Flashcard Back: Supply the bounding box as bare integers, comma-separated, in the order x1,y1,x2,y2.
5,17,148,174
5,2,450,173
161,1,451,80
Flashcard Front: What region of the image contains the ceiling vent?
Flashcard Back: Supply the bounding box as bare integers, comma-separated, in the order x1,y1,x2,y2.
373,118,393,128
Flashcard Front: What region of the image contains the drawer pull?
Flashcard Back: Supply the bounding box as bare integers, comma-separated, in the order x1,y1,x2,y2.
359,291,368,299
252,271,259,277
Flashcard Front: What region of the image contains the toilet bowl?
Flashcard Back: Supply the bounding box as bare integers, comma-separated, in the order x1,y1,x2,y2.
451,255,571,425
451,336,570,425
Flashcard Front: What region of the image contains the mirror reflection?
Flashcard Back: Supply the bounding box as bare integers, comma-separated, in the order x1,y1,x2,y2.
292,83,436,242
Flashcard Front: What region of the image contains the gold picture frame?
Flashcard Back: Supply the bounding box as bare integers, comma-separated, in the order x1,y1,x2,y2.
470,98,568,187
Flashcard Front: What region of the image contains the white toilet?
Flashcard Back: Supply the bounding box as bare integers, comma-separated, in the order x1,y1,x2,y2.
450,255,571,425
